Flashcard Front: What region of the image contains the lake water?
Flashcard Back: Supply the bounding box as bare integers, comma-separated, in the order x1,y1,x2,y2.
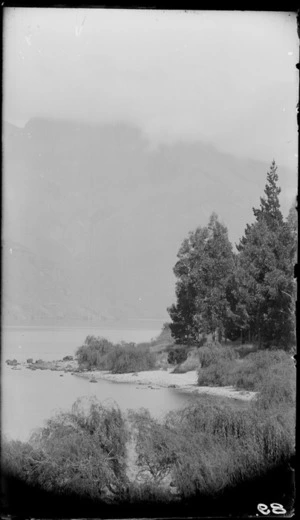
2,326,195,442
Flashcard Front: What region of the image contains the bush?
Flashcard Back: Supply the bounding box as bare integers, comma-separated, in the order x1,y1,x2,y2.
2,397,129,501
127,395,295,501
234,350,293,391
63,355,73,361
167,346,188,365
110,346,156,374
76,336,117,370
197,359,236,386
129,409,178,483
197,348,295,393
198,345,237,368
232,343,258,358
76,336,156,373
165,398,294,498
253,358,296,412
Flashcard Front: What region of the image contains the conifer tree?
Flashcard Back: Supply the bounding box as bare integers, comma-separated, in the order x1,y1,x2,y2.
237,161,295,348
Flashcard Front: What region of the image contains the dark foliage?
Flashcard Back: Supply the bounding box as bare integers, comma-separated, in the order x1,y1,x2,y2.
168,162,296,350
167,345,189,365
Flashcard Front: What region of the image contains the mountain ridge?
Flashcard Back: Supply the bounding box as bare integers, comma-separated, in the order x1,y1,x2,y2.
2,118,296,325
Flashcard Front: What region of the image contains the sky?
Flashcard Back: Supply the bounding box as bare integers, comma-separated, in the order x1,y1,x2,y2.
3,8,299,173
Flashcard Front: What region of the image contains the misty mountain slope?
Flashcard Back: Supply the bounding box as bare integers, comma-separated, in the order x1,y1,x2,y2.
2,118,295,324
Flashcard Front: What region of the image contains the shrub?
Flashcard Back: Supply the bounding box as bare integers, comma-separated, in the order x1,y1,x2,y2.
129,409,178,483
197,359,236,386
232,343,258,358
197,348,295,394
165,399,294,498
76,336,117,370
253,358,296,412
167,346,188,365
234,350,294,391
76,337,156,373
110,346,156,374
3,398,129,502
198,345,237,368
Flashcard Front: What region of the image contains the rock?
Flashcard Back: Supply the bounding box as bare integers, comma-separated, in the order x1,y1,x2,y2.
6,359,18,366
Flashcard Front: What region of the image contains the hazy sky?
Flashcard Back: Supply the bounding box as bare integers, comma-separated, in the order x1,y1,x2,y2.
4,9,298,173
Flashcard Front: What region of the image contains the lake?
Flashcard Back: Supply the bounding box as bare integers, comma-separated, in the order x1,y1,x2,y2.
2,326,195,442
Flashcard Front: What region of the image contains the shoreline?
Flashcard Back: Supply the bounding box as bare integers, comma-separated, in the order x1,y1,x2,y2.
75,368,257,402
5,359,257,402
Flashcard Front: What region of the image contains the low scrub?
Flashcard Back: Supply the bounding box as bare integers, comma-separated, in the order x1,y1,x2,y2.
129,394,294,501
198,344,237,368
231,343,258,358
197,348,295,397
3,388,295,510
169,403,294,498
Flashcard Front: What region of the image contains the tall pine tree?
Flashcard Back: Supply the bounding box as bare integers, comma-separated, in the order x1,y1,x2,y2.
237,161,295,348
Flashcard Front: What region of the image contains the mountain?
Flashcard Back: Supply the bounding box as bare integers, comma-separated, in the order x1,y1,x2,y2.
2,118,295,325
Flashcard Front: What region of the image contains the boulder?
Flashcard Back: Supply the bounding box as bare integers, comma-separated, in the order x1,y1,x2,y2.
6,359,18,366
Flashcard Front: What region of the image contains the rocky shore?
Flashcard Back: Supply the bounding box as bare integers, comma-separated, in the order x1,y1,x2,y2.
5,357,79,373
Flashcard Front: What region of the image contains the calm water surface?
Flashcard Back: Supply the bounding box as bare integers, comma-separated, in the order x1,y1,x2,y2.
2,327,195,442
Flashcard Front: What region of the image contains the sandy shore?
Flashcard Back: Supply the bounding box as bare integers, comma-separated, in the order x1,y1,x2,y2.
76,368,257,401
7,358,256,401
